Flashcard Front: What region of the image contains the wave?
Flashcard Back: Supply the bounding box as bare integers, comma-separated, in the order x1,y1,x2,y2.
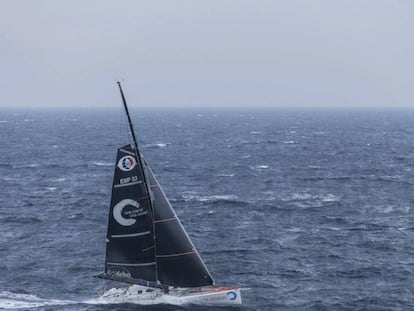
215,173,235,177
283,193,339,203
298,174,412,185
175,193,242,204
0,291,75,309
11,163,40,169
240,155,252,159
251,165,269,170
1,216,42,224
91,162,113,166
144,143,170,149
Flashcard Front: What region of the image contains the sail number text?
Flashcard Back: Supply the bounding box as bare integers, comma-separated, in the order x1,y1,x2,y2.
120,175,140,184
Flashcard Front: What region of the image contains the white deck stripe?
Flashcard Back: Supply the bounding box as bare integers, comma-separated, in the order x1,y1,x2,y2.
111,231,151,238
107,261,156,267
114,180,143,188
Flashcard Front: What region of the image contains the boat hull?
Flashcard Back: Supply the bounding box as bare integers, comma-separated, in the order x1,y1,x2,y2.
98,285,242,306
175,288,242,306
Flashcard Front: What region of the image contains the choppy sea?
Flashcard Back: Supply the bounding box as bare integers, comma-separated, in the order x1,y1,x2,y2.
0,108,413,310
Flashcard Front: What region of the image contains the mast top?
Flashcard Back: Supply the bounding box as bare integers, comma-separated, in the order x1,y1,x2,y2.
117,81,138,151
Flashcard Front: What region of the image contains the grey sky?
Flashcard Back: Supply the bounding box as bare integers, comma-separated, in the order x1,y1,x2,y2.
1,1,413,108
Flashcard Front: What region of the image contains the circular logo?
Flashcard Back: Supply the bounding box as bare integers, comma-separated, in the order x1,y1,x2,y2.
118,155,136,171
227,291,237,301
113,199,142,226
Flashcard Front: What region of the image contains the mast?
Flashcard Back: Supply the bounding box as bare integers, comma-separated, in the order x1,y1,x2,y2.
116,81,159,282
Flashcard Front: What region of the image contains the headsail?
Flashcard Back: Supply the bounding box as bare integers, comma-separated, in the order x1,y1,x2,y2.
143,158,214,287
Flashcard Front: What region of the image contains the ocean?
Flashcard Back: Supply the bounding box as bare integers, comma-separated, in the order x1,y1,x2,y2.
0,108,413,310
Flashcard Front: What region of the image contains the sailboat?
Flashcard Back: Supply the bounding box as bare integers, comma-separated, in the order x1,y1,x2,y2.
95,82,242,305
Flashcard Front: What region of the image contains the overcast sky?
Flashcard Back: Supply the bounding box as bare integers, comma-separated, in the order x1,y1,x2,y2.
1,1,413,108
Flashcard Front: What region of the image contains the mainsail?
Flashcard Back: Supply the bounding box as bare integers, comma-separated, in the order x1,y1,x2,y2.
105,145,156,282
102,82,214,288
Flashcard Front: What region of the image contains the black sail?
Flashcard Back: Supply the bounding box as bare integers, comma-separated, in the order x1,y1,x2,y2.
105,144,156,282
142,158,214,287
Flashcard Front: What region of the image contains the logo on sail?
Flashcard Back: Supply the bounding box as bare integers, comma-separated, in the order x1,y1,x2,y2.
113,199,146,226
107,267,131,279
118,155,136,171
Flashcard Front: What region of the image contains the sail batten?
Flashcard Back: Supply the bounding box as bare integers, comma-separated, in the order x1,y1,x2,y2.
111,231,151,238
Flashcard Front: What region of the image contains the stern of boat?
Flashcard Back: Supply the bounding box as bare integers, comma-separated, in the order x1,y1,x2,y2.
173,286,242,305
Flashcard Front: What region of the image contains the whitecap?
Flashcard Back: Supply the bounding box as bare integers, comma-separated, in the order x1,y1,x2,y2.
250,131,262,134
13,163,40,168
181,193,239,203
284,193,339,203
0,120,9,123
282,140,298,144
321,194,339,202
251,165,269,170
145,143,170,148
216,173,235,177
0,291,75,309
241,155,252,159
326,227,341,231
287,227,304,233
92,162,113,166
46,187,57,191
287,193,313,201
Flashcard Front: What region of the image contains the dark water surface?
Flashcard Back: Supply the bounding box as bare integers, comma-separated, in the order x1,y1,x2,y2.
0,108,413,310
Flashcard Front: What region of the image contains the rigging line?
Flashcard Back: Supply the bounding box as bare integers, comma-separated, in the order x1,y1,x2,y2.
154,217,178,224
156,251,196,258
